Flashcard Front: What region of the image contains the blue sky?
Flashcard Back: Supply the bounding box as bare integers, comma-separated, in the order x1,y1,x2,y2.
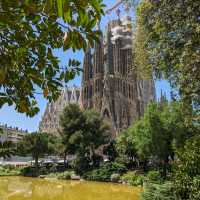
0,0,171,132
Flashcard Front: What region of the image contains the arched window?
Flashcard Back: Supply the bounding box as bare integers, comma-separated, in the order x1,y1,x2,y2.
103,109,110,119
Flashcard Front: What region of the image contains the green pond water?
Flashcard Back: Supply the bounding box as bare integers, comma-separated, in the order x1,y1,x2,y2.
0,176,141,200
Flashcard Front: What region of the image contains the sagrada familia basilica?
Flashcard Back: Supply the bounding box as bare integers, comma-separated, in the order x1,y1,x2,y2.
39,9,155,136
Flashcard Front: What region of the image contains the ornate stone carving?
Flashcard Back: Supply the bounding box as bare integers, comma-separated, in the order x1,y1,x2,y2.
81,16,156,136
39,86,81,134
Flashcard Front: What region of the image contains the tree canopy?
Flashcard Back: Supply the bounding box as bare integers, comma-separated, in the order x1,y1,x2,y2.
115,130,137,168
59,103,85,154
129,101,193,177
0,129,15,159
59,104,111,173
0,0,105,116
134,0,200,109
18,132,53,170
174,134,200,200
0,141,15,159
60,104,111,155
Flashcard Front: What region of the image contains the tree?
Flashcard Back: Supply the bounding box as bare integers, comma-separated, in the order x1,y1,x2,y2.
141,181,175,200
134,0,200,109
49,135,68,166
103,140,118,162
18,133,53,172
174,134,200,200
59,103,85,166
0,0,105,116
0,141,15,159
59,104,111,174
132,103,171,175
131,102,191,177
83,109,111,165
0,129,15,159
115,130,138,168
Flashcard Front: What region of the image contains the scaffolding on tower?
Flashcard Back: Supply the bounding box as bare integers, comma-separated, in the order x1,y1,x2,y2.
105,1,133,49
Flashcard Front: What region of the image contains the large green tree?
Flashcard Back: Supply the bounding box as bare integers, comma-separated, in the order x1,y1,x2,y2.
0,130,15,159
18,132,53,171
134,0,200,109
0,0,104,116
174,134,200,200
130,102,192,177
0,141,15,159
59,104,111,174
83,109,111,163
103,140,118,162
115,130,138,168
59,104,85,162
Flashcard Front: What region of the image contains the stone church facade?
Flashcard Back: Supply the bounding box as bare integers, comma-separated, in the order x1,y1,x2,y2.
81,16,155,136
39,15,155,136
39,86,81,134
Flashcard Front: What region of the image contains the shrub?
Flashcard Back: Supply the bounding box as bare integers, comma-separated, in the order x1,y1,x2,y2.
114,156,129,166
46,172,58,178
57,171,74,180
83,168,111,181
121,171,144,186
20,166,38,177
83,162,126,181
83,162,127,182
136,175,145,186
39,166,49,175
141,182,175,200
0,166,6,173
72,154,90,175
92,154,103,168
46,170,75,180
146,170,162,183
20,166,49,176
110,173,121,182
190,176,200,200
49,164,57,173
110,162,127,174
0,166,20,176
3,165,16,170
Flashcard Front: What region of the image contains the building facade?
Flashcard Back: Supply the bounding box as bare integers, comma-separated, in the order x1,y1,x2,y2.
0,124,28,143
81,16,155,136
39,15,155,136
39,86,81,134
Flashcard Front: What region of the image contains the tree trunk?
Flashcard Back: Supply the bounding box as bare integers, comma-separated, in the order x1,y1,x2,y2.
35,156,39,176
142,160,148,172
64,151,67,169
162,157,169,179
90,145,95,166
136,159,140,168
129,156,134,169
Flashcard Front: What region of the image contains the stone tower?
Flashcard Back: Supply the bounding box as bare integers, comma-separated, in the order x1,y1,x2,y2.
81,15,156,136
39,86,81,134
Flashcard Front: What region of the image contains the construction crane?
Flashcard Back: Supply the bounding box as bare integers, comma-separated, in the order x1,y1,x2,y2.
105,0,138,15
105,0,123,15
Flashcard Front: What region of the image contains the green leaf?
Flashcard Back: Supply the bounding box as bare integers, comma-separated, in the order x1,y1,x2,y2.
64,9,72,22
57,0,63,17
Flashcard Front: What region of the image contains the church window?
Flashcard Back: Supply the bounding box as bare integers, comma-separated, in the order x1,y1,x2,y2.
123,82,126,96
89,65,93,79
89,85,93,98
103,109,110,119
